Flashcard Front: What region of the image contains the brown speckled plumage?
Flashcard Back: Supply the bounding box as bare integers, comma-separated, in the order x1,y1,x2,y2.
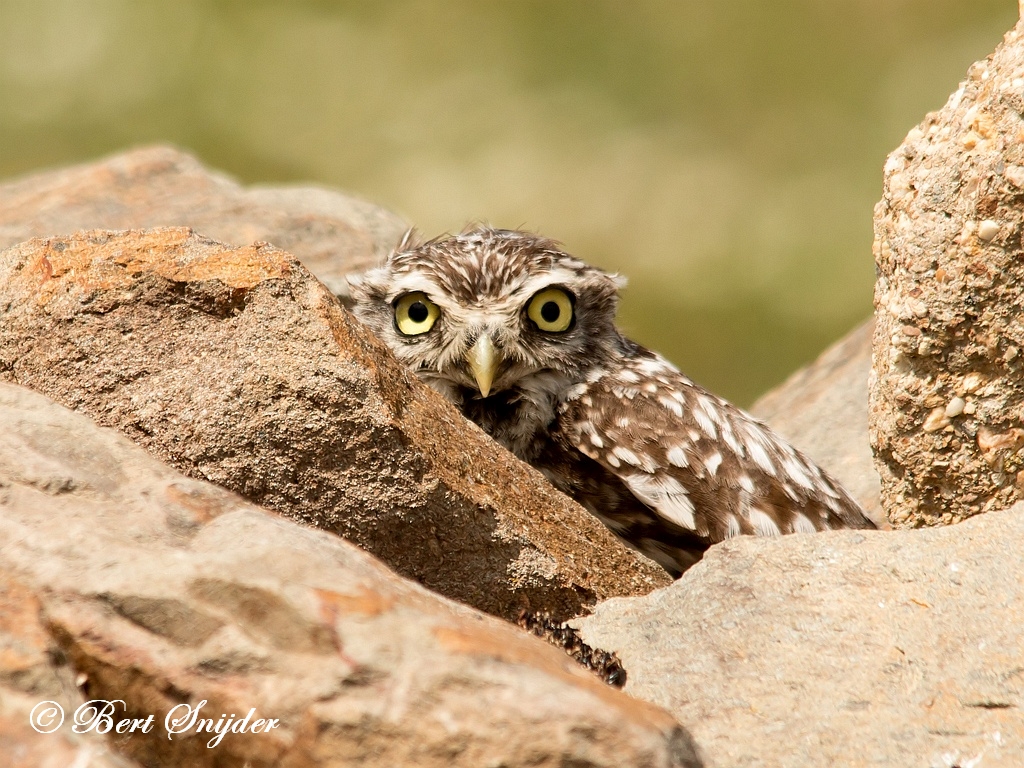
350,226,874,576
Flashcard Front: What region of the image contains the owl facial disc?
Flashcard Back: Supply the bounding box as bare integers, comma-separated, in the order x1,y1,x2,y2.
467,332,498,397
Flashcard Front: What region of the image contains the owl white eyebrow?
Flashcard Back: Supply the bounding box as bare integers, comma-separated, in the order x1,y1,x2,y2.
515,268,588,298
387,274,446,301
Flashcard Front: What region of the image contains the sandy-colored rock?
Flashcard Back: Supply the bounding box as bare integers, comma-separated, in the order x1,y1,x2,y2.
0,227,669,621
0,573,140,768
575,506,1024,767
0,381,699,767
0,144,406,297
751,318,884,526
871,11,1024,527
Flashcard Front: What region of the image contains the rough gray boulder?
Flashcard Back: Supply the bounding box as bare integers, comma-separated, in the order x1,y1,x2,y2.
871,10,1024,527
0,227,670,621
575,505,1024,767
0,381,699,768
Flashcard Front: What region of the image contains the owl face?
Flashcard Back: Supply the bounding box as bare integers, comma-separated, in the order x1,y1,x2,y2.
349,229,624,401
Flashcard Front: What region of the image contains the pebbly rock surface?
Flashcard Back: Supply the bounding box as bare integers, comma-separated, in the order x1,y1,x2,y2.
871,10,1024,527
0,227,670,621
751,318,884,527
0,381,700,768
0,144,406,298
574,505,1024,767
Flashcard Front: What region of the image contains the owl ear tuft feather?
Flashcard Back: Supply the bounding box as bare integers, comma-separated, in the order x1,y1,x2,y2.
348,228,421,301
396,227,421,253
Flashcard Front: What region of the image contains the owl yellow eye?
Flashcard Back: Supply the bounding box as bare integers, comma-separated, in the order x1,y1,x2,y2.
527,287,574,333
394,292,440,336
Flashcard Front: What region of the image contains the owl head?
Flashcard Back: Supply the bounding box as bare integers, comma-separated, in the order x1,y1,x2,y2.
349,227,625,401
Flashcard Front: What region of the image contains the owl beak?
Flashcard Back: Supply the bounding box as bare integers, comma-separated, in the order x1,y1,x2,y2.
467,333,498,398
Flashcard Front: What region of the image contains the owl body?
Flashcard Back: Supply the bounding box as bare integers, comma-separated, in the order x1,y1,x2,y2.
350,227,874,576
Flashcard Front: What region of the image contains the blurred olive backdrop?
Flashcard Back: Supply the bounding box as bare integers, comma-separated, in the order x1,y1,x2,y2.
0,0,1016,404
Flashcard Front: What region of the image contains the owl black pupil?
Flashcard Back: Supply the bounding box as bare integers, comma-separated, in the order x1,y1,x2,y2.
541,301,561,323
408,301,429,323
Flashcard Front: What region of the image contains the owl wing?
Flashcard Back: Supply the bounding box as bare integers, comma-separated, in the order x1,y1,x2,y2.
555,349,873,547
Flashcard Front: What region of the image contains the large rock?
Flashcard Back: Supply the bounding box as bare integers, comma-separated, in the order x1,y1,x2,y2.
575,506,1024,767
871,10,1024,527
0,144,405,298
751,318,884,527
0,381,699,768
0,572,139,768
0,227,669,621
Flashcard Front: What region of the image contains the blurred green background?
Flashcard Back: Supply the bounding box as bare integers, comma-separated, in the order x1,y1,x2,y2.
0,0,1017,404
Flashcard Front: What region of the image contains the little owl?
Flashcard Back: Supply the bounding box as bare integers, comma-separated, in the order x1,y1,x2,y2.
350,227,875,576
